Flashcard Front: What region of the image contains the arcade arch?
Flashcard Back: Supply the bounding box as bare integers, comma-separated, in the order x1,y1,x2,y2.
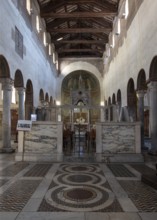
25,79,34,120
0,55,14,152
148,56,157,152
127,78,137,121
39,89,44,103
112,93,116,105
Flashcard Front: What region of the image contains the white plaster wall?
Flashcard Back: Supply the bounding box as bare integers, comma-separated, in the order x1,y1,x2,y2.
103,0,157,106
0,0,57,107
56,61,104,103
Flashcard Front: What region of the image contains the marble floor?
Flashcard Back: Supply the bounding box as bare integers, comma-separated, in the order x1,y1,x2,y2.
0,153,157,220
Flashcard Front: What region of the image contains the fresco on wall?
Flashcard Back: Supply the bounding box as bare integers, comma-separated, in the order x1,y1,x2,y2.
61,70,100,124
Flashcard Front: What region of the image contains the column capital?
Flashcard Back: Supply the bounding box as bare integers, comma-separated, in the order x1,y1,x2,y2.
0,78,14,91
16,87,25,94
147,81,157,91
136,90,147,98
116,101,121,105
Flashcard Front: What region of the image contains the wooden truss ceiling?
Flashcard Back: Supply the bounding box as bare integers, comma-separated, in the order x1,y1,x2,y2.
38,0,120,58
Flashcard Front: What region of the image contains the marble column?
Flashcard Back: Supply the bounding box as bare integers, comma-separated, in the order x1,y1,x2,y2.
51,106,57,122
57,107,62,122
112,104,117,122
116,102,121,122
148,81,157,153
17,87,25,120
71,109,74,131
1,78,14,152
108,106,111,122
45,107,51,121
100,106,105,122
104,107,108,122
136,90,146,149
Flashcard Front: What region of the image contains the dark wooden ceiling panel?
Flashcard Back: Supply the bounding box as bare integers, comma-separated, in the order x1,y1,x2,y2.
37,0,120,58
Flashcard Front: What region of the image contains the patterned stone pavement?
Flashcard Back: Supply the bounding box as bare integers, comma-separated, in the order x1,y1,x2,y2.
38,164,122,212
0,179,8,187
0,162,29,177
107,164,135,177
24,163,52,177
119,180,157,212
0,180,41,211
0,154,157,220
130,163,156,176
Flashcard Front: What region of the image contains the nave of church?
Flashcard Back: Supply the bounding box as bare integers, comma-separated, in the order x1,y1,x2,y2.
0,0,157,219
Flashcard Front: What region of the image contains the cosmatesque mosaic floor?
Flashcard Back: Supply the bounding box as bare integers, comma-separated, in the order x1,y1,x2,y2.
0,153,157,220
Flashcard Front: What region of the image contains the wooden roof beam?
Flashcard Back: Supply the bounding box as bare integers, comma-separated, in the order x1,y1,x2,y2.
54,40,106,44
40,0,117,13
47,18,112,29
48,28,111,33
58,48,103,53
41,11,117,18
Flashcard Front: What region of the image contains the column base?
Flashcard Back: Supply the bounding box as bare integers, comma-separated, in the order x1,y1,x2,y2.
0,148,15,153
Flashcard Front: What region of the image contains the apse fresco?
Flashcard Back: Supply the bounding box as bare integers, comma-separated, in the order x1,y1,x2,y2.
61,70,100,124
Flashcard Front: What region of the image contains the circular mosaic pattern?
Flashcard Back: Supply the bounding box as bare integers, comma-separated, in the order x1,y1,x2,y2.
67,174,92,183
64,188,96,202
61,164,101,173
45,185,114,211
54,172,106,186
44,164,115,212
71,166,88,171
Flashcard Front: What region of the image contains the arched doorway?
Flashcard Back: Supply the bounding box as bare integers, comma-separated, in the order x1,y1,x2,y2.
61,70,100,155
127,78,137,121
25,79,33,120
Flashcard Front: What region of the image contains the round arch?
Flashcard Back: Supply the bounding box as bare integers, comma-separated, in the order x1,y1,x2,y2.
62,70,100,105
61,70,101,124
57,61,103,102
112,93,116,104
14,70,24,88
108,97,111,106
0,55,10,78
117,89,121,104
45,92,49,102
39,89,44,101
149,56,157,81
127,78,137,121
25,79,34,120
137,69,147,90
